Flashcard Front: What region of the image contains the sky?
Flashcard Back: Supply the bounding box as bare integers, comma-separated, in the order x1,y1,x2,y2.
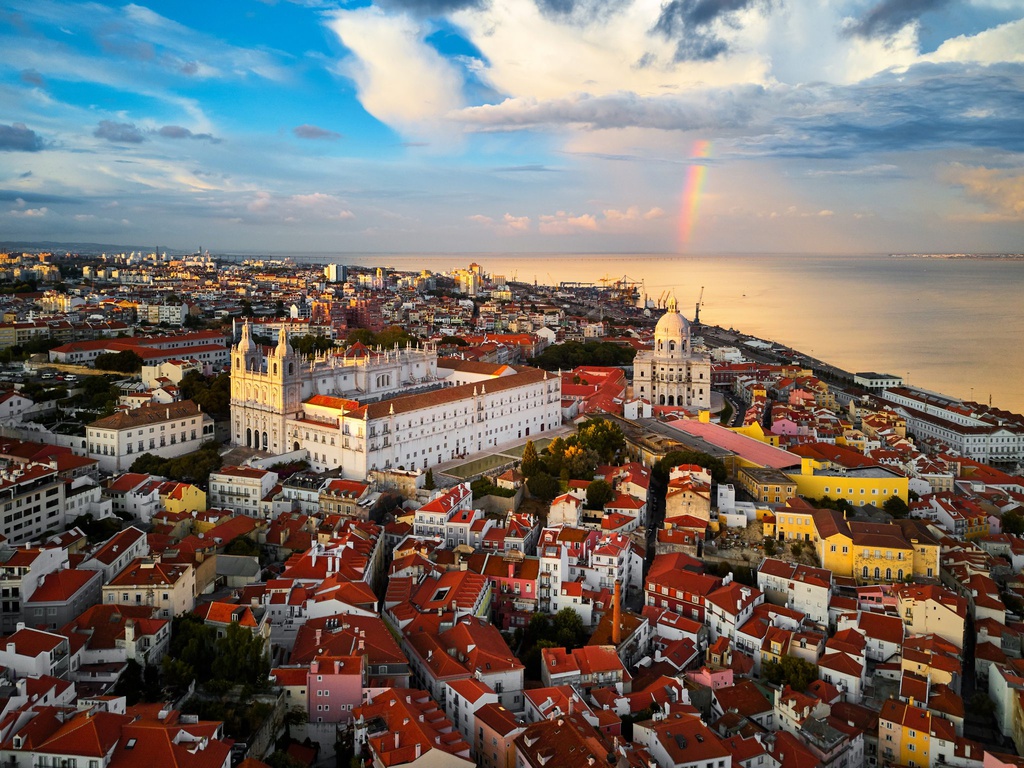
1,0,1023,254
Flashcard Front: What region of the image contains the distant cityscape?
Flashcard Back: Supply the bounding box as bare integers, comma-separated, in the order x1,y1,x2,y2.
0,245,1022,768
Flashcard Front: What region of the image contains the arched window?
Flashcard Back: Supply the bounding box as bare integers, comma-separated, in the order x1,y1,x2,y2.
668,395,675,406
246,428,252,448
874,567,881,579
886,568,892,580
898,569,904,580
669,341,676,353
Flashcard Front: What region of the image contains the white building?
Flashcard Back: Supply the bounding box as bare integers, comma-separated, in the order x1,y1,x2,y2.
86,400,216,473
632,297,712,409
230,325,561,478
0,464,67,545
208,466,280,518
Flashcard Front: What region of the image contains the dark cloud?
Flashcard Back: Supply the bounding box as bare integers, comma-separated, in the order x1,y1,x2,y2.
375,0,486,13
0,123,45,152
0,190,82,204
20,69,44,87
493,164,561,172
845,0,952,39
534,0,619,22
179,60,200,75
459,62,1024,160
94,121,146,144
157,125,221,142
293,124,342,141
654,0,772,61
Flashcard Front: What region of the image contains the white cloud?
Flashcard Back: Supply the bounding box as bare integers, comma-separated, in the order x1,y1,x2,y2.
468,212,531,234
944,163,1024,221
924,18,1024,65
327,8,463,138
8,206,48,217
538,210,599,234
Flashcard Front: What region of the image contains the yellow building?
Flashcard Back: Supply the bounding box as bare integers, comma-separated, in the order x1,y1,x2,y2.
730,421,781,447
786,456,909,505
772,500,819,543
159,481,207,515
738,466,798,506
879,698,958,768
811,509,939,583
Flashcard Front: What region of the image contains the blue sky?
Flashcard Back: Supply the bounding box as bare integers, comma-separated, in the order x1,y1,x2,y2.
1,0,1022,253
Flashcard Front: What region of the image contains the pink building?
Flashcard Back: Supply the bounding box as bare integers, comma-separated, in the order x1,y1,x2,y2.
307,654,365,724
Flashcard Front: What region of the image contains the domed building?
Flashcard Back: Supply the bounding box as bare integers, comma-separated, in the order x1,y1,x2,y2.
632,296,712,408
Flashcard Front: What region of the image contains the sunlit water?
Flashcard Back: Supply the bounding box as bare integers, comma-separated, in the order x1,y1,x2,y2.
262,252,1024,414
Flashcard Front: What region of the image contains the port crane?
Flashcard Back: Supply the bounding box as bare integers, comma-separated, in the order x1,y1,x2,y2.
694,286,704,324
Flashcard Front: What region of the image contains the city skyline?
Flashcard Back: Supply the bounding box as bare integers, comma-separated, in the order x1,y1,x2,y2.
1,0,1023,254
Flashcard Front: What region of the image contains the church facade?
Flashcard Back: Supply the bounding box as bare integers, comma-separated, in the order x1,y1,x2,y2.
229,323,563,479
632,298,712,409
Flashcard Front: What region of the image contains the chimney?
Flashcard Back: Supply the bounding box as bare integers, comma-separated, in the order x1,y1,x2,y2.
314,628,322,645
394,732,400,750
508,562,515,579
612,579,622,645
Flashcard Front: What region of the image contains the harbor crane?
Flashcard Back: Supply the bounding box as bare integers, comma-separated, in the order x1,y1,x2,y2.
694,286,704,324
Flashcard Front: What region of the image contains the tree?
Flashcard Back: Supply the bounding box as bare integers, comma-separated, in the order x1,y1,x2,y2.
520,440,542,477
562,444,597,481
439,335,468,346
585,479,614,510
240,299,255,317
275,299,286,317
527,472,560,502
423,469,436,491
374,325,416,349
543,437,567,475
552,608,588,649
530,341,637,370
653,449,727,484
575,418,625,463
761,655,819,692
883,495,910,518
290,334,335,357
345,328,376,347
179,371,231,418
1002,509,1024,536
224,536,260,557
94,350,143,373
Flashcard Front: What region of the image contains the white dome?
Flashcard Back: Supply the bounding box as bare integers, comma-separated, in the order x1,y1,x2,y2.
655,296,690,345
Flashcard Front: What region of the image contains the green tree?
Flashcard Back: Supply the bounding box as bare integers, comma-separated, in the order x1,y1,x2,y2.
423,469,436,491
575,418,625,463
527,472,560,502
240,299,255,317
94,350,143,373
653,449,728,484
290,334,335,357
883,495,910,518
585,479,615,510
345,328,376,346
439,335,468,346
1002,509,1024,535
275,299,286,316
179,371,231,418
224,536,260,557
552,608,588,649
543,437,567,476
530,341,637,370
520,440,542,477
374,325,416,349
562,444,597,481
762,655,819,692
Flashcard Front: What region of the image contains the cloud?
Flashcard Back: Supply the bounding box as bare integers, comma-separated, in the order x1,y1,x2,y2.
469,212,531,233
8,206,48,217
293,124,342,140
654,0,773,61
945,163,1024,220
844,0,952,39
923,17,1024,64
0,123,45,152
157,125,220,142
94,120,146,144
20,68,44,87
327,7,463,136
493,164,561,172
377,0,486,12
538,210,599,234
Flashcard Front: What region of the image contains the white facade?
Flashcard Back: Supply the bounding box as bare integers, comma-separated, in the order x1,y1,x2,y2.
86,400,215,473
632,297,712,409
209,467,280,518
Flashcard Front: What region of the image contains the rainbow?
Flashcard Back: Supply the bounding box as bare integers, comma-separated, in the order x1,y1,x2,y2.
679,140,712,247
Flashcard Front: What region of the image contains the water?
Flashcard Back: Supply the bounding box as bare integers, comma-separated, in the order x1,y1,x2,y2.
270,252,1024,414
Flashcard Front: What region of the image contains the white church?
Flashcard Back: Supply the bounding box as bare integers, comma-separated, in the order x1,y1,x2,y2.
229,323,562,478
632,296,712,409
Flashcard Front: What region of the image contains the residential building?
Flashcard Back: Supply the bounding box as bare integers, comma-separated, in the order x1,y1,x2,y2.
86,400,216,473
